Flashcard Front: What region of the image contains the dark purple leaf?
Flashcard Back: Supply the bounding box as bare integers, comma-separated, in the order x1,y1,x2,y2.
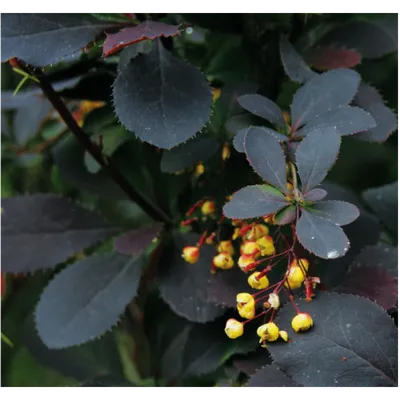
118,40,153,71
303,188,327,202
291,69,360,128
319,16,398,59
354,82,384,106
273,205,296,225
233,348,272,376
158,232,225,323
248,364,298,387
1,14,114,66
226,114,255,135
351,243,398,277
35,253,142,349
234,126,288,153
114,223,164,256
362,182,398,234
315,183,381,288
279,35,317,83
1,194,117,273
244,128,288,194
103,21,180,57
296,128,341,193
160,136,219,173
354,102,397,143
296,209,350,259
297,106,376,137
335,266,397,311
223,185,288,220
271,293,398,386
217,82,259,121
237,94,286,129
308,45,361,70
310,200,360,226
112,40,212,149
207,267,258,308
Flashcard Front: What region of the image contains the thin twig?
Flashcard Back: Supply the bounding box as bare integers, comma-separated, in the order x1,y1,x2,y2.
14,59,172,225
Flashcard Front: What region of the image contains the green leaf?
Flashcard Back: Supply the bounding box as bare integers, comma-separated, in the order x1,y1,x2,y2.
35,253,142,349
279,35,317,84
298,106,376,137
6,347,77,387
273,205,296,225
310,200,360,226
157,232,225,323
1,14,115,66
362,181,398,235
269,293,398,386
1,194,117,273
223,185,288,220
295,127,341,193
237,94,286,129
160,136,219,173
24,315,123,382
291,69,360,128
244,128,288,193
113,40,212,149
296,209,350,259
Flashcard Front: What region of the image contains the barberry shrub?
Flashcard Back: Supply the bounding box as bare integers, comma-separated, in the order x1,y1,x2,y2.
1,13,398,387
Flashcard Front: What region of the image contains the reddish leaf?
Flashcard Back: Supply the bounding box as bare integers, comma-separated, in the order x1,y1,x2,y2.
335,266,397,311
1,273,5,298
308,46,361,70
103,21,181,57
123,14,135,20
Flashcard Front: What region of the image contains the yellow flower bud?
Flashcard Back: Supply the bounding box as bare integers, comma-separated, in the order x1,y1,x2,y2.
291,258,309,272
195,163,205,177
213,252,234,270
222,143,231,160
201,200,216,216
279,330,289,341
267,293,280,309
238,254,256,272
236,293,255,319
232,227,241,240
224,318,243,339
284,267,304,289
246,224,269,240
182,246,199,264
212,87,222,102
217,240,235,256
285,182,294,201
263,216,273,224
240,241,260,256
257,322,280,343
248,272,269,289
291,312,313,332
256,235,276,256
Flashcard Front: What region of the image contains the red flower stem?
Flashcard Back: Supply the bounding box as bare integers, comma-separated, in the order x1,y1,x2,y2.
186,199,206,217
181,217,198,226
242,308,272,325
283,287,300,313
244,249,291,272
253,282,281,298
269,309,276,322
197,230,208,247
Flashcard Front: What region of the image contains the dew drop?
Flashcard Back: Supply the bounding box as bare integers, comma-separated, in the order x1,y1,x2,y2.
186,27,194,34
346,323,351,328
327,250,339,259
119,41,125,45
384,247,389,253
311,236,315,240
